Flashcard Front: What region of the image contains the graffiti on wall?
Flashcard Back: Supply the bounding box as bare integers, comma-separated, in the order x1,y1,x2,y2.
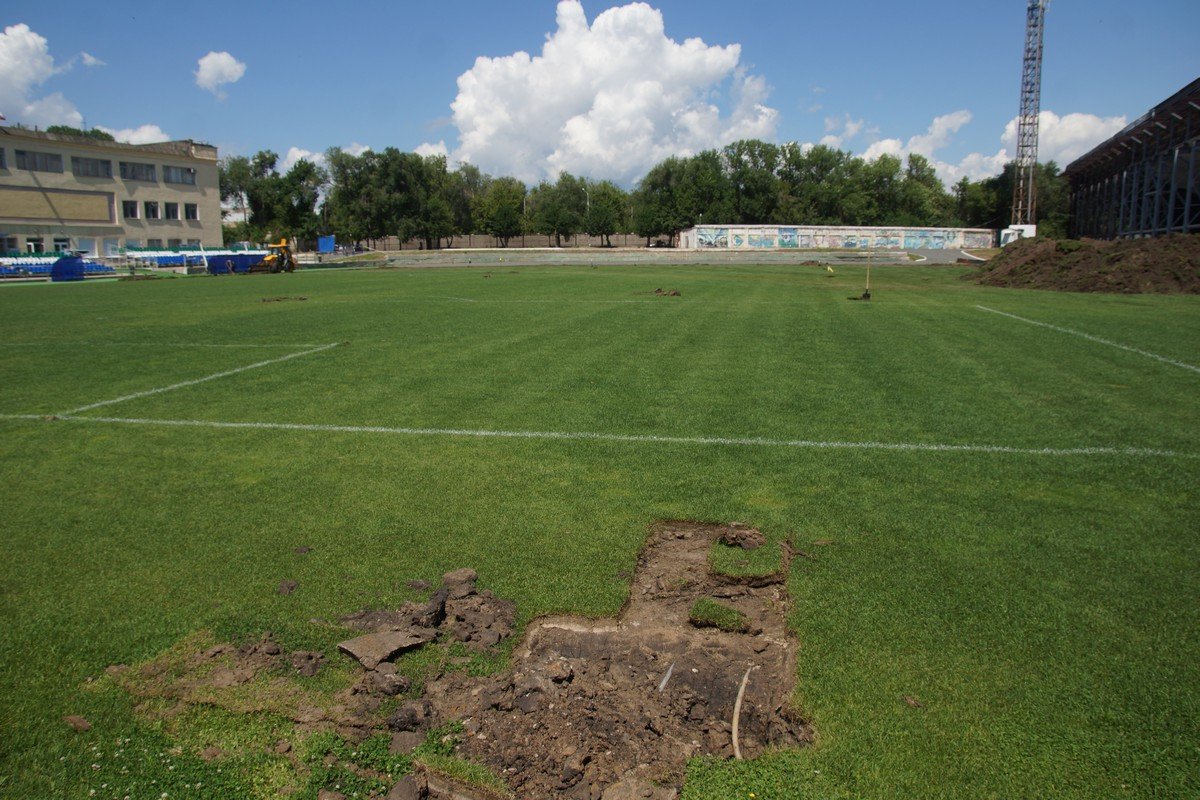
709,225,995,250
696,227,729,248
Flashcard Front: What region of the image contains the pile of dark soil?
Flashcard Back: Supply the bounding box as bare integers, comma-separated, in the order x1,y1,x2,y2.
415,522,809,799
975,234,1200,293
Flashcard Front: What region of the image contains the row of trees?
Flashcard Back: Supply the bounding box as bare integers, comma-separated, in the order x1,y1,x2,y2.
219,139,1069,247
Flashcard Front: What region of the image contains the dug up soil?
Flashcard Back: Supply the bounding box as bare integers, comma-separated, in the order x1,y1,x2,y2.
975,234,1200,293
106,521,808,799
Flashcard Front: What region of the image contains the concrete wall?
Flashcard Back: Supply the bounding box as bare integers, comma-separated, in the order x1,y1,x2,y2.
679,225,996,250
360,232,658,251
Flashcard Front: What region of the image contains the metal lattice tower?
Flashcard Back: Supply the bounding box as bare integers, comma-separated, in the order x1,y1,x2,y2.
1012,0,1048,226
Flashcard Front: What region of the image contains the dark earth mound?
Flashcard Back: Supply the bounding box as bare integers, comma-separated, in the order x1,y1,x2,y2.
110,522,807,799
975,234,1200,293
418,522,809,799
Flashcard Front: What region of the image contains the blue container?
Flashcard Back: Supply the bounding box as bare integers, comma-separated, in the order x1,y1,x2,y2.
50,256,87,282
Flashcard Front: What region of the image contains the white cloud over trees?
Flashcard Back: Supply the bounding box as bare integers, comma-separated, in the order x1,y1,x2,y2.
425,0,778,184
859,109,1127,185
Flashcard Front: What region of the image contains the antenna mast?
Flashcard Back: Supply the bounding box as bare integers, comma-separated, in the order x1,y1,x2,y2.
1011,0,1048,227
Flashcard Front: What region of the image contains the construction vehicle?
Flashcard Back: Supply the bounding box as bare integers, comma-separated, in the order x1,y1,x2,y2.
247,239,297,273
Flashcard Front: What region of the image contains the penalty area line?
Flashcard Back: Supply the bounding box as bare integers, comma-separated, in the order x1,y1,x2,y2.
55,342,341,416
976,305,1200,375
0,413,1194,460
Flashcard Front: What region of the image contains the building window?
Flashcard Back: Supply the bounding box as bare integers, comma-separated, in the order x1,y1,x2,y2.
163,166,196,185
71,156,113,178
184,203,199,220
2,236,17,253
0,149,6,169
144,201,160,220
168,238,183,248
26,238,45,253
122,200,139,219
120,162,156,182
146,238,163,249
187,239,201,247
15,150,64,173
164,202,180,220
53,237,71,252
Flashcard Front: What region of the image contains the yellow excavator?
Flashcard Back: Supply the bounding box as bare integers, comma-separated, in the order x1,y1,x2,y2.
247,239,297,273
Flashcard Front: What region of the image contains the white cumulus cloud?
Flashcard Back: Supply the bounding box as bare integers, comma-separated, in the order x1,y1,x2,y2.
97,124,171,144
0,23,82,127
426,0,777,184
819,114,867,149
1000,110,1126,166
80,52,105,68
862,110,973,162
281,142,371,172
859,109,1126,186
415,140,449,158
195,51,246,98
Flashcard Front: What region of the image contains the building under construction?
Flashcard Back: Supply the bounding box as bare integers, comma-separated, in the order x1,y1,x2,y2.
1065,78,1200,239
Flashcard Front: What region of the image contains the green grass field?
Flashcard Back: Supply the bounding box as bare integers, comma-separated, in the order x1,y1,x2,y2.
1,263,1197,799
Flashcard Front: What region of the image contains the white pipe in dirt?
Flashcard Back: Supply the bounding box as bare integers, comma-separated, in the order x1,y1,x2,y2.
732,665,753,760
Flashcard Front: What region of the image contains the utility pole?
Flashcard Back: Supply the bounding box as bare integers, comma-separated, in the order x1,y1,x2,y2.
1010,0,1049,234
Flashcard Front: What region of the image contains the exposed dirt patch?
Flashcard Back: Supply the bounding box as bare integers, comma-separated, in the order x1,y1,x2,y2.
975,234,1200,293
652,287,682,297
261,295,309,302
417,521,809,799
111,522,807,799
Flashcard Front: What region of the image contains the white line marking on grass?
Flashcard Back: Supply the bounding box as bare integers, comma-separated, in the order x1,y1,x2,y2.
0,341,332,348
56,342,341,415
0,413,1193,459
976,305,1200,375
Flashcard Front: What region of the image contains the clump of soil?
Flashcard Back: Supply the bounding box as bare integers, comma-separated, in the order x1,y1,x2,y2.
718,522,765,551
337,568,516,669
975,234,1200,293
653,288,682,297
417,522,809,799
261,295,309,302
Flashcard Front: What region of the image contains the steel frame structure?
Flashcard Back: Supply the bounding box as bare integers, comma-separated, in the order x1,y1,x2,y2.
1065,78,1200,239
1011,0,1048,227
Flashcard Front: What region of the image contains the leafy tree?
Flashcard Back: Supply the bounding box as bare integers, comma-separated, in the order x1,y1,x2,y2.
474,177,526,247
444,163,485,243
218,155,253,224
324,148,387,245
723,139,780,223
276,158,327,244
632,158,686,244
583,180,628,246
529,173,586,247
676,150,734,227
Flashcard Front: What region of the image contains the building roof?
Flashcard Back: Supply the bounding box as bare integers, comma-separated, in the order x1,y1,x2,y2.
0,126,218,161
1063,77,1200,179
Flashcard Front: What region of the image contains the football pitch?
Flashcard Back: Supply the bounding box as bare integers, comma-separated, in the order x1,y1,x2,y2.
1,262,1197,799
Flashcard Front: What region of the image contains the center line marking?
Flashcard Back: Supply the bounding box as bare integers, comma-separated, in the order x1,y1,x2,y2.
56,343,341,416
976,305,1200,374
0,413,1193,459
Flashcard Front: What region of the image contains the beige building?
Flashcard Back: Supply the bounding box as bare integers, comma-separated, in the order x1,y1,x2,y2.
0,127,222,257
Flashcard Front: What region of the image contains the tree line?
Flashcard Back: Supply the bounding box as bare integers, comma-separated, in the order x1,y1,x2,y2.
219,140,1069,248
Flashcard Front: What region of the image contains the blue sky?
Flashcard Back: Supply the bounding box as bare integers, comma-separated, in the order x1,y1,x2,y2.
3,1,1198,186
